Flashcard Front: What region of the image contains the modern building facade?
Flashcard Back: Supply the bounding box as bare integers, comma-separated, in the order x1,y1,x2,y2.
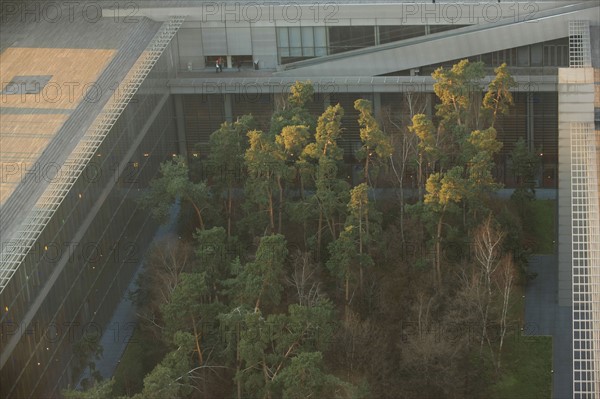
0,1,599,397
0,3,181,397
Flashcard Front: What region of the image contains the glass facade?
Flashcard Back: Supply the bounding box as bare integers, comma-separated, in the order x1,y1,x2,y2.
278,26,328,63
0,44,178,398
401,38,571,76
379,25,426,44
277,24,470,64
328,26,376,55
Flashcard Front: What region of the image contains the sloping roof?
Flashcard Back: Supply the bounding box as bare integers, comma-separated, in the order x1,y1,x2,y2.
0,3,167,290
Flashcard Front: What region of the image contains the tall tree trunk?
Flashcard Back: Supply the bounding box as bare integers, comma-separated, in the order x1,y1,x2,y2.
435,211,445,288
418,155,424,201
227,183,233,238
262,356,272,399
236,360,242,399
364,155,370,183
191,315,203,365
267,188,275,233
325,213,336,242
255,281,265,313
498,261,513,370
358,200,364,293
389,154,406,244
191,201,205,230
345,274,350,323
480,296,490,353
277,176,284,234
299,170,305,200
236,328,242,399
317,210,323,259
331,214,337,240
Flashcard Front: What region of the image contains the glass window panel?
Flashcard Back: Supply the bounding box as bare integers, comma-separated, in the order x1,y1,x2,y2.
301,27,314,57
277,27,288,48
428,25,468,34
379,25,425,44
517,46,529,66
531,43,543,66
328,26,374,54
277,28,289,57
288,27,302,56
314,26,327,47
352,26,375,47
544,46,554,66
315,27,327,56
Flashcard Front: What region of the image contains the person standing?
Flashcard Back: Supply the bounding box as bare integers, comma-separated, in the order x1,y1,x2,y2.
216,58,220,73
218,57,223,72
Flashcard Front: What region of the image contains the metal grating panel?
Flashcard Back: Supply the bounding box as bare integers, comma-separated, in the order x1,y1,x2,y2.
571,121,600,398
569,20,592,68
0,16,185,293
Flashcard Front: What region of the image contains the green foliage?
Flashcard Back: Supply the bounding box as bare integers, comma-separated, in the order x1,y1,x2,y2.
288,81,315,108
131,332,196,399
274,351,360,399
206,115,255,236
244,129,287,232
245,130,286,178
140,155,212,229
313,157,351,232
230,300,339,398
424,167,466,210
270,81,316,135
327,227,359,282
346,183,382,249
276,125,310,161
160,272,208,340
464,127,503,207
305,104,345,161
327,183,380,308
72,64,546,399
433,59,485,131
193,226,235,294
62,379,115,399
495,205,528,267
297,104,350,252
354,99,393,182
227,234,288,311
509,137,540,202
482,63,516,127
409,113,438,162
208,117,253,183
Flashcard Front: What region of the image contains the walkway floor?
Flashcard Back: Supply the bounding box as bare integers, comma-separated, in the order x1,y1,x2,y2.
524,254,572,399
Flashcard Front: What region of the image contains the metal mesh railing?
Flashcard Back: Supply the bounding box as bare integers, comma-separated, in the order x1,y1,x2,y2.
569,20,592,68
571,121,600,398
0,16,185,293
